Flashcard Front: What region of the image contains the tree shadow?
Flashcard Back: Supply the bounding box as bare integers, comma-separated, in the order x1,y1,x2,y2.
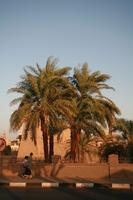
50,160,64,177
109,168,133,182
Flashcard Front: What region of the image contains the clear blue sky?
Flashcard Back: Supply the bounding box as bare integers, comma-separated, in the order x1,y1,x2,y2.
0,0,133,139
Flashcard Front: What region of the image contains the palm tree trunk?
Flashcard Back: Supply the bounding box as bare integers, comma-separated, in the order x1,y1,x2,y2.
76,130,80,161
40,115,49,162
71,127,81,162
71,128,76,161
42,130,49,162
49,132,54,163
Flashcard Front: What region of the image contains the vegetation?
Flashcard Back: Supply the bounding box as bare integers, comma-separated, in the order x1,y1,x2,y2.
112,118,133,162
8,57,75,162
99,134,127,162
69,64,120,161
9,57,123,162
3,145,12,155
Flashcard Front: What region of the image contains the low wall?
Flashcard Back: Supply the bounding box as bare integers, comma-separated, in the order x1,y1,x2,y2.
32,162,109,180
0,156,133,180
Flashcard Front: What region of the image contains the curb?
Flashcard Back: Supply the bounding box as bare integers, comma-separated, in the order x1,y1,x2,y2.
0,182,97,188
76,183,94,188
42,182,59,188
111,183,131,189
0,182,132,189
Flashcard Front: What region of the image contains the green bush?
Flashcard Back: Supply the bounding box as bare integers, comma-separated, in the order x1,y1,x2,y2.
101,143,126,161
127,143,133,163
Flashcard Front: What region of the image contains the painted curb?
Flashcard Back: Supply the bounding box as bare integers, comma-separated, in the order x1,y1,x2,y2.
0,181,132,189
42,182,59,188
0,182,95,188
9,182,26,187
76,183,94,188
112,183,130,189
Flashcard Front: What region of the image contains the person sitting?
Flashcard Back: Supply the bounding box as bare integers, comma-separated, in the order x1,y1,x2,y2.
21,156,32,179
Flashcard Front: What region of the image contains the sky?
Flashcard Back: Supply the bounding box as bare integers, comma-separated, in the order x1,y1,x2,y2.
0,0,133,140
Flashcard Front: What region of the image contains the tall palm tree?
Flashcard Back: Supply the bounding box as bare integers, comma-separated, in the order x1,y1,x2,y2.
8,57,75,162
69,63,120,161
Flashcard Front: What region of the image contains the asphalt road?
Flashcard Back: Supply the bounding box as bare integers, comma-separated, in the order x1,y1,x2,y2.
0,187,133,200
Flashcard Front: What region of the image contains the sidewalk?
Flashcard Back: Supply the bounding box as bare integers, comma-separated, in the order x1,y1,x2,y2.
0,176,133,189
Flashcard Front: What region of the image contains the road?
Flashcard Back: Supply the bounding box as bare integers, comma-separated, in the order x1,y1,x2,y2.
0,187,133,200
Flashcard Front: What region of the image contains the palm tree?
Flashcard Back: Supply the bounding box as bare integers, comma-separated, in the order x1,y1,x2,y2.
64,132,100,162
8,57,75,162
69,63,120,161
96,97,121,135
113,118,133,141
113,118,133,162
78,131,100,162
99,134,127,162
